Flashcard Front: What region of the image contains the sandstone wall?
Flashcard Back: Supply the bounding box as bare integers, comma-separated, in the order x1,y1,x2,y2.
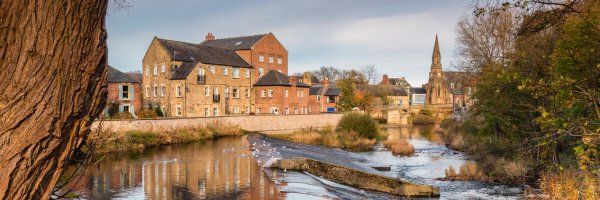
92,113,342,134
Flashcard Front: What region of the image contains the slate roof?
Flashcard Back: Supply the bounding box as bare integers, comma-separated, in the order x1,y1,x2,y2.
292,75,321,85
254,70,311,87
107,66,139,83
309,83,340,96
411,87,427,94
156,37,251,68
126,73,143,83
200,34,267,50
356,85,408,96
170,62,197,80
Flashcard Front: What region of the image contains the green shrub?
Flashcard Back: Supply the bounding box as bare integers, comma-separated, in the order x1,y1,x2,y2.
112,111,133,119
127,131,163,145
337,112,378,139
154,107,164,117
137,109,158,119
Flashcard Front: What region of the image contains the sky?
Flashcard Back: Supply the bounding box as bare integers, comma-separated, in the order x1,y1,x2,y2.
106,0,472,86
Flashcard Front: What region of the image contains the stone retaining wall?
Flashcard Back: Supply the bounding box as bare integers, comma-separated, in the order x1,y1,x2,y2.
92,113,342,134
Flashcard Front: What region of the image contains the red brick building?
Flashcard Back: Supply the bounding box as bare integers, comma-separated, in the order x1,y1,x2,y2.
106,66,142,116
308,79,339,113
254,70,311,114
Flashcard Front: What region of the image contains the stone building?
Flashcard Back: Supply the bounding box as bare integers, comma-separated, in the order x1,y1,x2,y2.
425,35,453,107
309,78,340,113
379,74,411,95
253,70,311,115
106,66,142,116
142,37,253,117
356,84,410,118
444,71,477,110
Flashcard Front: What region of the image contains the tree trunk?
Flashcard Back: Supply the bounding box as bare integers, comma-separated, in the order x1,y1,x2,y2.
0,0,108,199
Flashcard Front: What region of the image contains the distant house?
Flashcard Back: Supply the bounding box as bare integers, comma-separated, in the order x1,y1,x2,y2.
379,74,411,95
253,70,311,115
309,79,340,113
410,87,427,105
107,66,142,115
444,71,477,110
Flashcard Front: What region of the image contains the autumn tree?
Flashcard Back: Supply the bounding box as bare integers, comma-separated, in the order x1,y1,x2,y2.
361,65,380,84
0,0,109,199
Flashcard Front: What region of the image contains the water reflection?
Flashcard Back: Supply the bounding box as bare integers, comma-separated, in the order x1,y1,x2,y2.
64,136,285,200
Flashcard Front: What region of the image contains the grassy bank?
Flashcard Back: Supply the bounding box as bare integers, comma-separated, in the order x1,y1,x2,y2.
270,127,379,151
90,120,245,153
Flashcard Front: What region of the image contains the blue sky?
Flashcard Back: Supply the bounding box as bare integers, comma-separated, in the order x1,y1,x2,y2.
107,0,472,85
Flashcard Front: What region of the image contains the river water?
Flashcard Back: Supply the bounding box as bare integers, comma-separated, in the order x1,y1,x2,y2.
63,125,522,199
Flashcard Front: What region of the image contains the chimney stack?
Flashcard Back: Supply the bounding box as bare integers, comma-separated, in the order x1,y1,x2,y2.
302,72,312,86
323,77,329,86
205,33,215,41
289,76,297,86
381,74,390,85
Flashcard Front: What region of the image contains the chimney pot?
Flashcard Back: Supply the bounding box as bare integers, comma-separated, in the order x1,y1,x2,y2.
205,32,215,41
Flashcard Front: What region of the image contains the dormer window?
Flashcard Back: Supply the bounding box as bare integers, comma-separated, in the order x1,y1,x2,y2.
235,41,243,45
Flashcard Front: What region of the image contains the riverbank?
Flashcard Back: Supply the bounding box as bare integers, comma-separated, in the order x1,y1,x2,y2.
89,120,246,153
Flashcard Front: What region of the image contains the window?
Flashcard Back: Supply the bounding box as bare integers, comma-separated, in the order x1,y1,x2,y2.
224,87,229,99
222,67,228,76
204,108,209,117
213,87,219,103
176,85,182,97
161,64,165,73
268,55,273,63
245,69,250,79
309,107,312,113
209,66,216,74
153,64,158,75
277,56,283,64
123,105,130,112
232,88,240,98
205,86,210,96
297,90,300,97
258,68,264,77
256,108,261,114
232,107,240,114
277,70,282,73
232,68,240,78
259,54,264,62
235,41,243,45
145,86,150,97
450,83,455,89
294,108,298,114
270,107,278,114
245,88,250,97
197,68,206,84
328,96,336,103
268,89,273,97
121,85,129,99
261,89,266,97
213,107,218,116
300,90,304,97
284,89,288,97
285,108,289,115
145,66,150,76
468,87,472,94
175,106,182,116
161,85,166,97
317,95,321,102
153,86,158,97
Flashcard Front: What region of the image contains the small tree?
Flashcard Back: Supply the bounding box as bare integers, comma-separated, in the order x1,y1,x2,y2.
336,79,357,111
338,112,379,139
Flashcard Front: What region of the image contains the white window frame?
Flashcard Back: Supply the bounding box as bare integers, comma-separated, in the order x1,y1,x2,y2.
232,107,240,114
245,69,251,79
268,55,273,63
209,66,216,74
294,108,298,114
145,66,150,76
246,88,250,97
261,89,266,97
277,56,283,64
175,106,182,116
258,68,264,77
176,85,182,97
161,85,166,97
284,89,288,97
213,107,219,116
145,85,150,97
285,108,289,115
232,88,240,99
268,89,273,97
256,108,261,114
161,64,165,73
153,86,158,97
232,68,240,78
300,90,304,97
153,64,158,76
259,54,264,62
120,84,130,100
204,107,209,117
270,107,278,115
224,87,229,99
222,67,228,76
205,86,210,96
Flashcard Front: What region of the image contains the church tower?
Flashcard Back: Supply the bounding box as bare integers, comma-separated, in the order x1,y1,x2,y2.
425,34,449,105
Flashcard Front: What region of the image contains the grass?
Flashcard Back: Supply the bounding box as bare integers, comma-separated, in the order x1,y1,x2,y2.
524,170,600,200
443,161,487,181
270,127,377,152
90,120,244,153
383,139,415,156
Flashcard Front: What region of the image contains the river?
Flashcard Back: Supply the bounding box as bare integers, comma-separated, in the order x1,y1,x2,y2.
62,125,522,199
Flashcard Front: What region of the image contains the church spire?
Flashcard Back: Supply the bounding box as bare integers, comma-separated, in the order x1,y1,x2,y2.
431,34,441,69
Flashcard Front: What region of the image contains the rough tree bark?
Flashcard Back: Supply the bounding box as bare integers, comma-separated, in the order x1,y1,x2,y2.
0,0,108,199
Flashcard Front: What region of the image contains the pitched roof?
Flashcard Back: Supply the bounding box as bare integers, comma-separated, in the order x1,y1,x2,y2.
126,73,143,83
254,70,310,87
170,62,197,80
356,85,408,96
107,66,139,83
200,34,267,50
156,37,251,68
309,83,340,96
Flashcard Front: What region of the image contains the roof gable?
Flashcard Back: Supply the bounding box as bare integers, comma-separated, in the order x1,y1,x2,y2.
170,62,197,80
254,70,310,87
108,66,139,83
